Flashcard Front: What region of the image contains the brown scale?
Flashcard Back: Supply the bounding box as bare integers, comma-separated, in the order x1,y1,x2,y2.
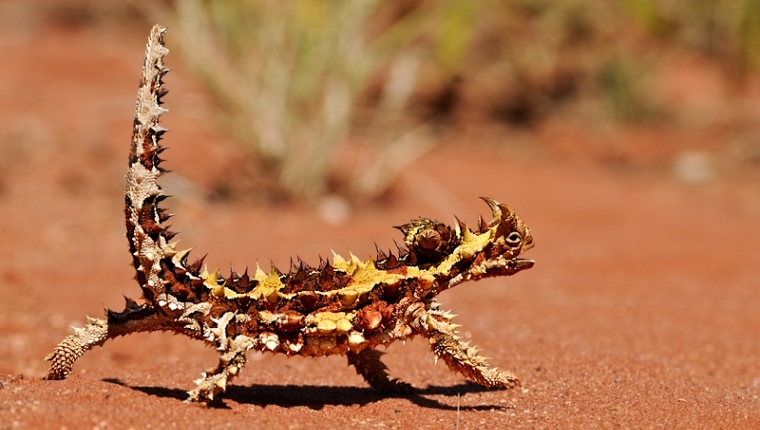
241,307,260,337
134,130,164,172
231,295,252,313
398,249,418,267
318,262,349,291
295,291,324,312
397,219,459,266
186,271,210,304
167,261,209,304
185,255,206,274
484,241,508,260
160,259,194,302
281,259,311,294
207,302,233,321
354,300,395,333
226,268,255,294
374,250,402,271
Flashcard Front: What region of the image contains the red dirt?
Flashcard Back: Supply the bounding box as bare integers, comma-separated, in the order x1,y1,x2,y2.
1,22,760,429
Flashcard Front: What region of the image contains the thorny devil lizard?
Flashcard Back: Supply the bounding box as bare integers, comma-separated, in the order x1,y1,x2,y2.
44,25,536,404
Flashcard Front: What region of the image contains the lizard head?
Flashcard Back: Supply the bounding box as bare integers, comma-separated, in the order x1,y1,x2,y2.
399,198,534,294
479,197,534,261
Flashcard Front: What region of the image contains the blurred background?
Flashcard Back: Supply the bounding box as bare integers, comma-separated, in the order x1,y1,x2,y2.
1,0,758,210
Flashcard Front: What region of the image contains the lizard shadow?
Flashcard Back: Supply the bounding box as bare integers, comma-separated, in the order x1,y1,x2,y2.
103,378,506,411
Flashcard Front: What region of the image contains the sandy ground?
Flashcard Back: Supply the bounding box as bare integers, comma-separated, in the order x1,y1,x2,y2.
1,23,760,429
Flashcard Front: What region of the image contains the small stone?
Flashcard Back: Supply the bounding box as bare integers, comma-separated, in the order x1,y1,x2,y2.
673,150,715,184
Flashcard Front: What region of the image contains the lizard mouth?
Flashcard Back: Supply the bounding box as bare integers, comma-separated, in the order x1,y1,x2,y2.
512,258,535,270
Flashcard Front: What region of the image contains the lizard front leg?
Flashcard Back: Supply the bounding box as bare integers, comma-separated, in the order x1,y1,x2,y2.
417,306,520,389
187,312,254,403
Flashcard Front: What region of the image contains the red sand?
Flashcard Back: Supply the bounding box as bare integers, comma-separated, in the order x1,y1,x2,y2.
1,24,759,429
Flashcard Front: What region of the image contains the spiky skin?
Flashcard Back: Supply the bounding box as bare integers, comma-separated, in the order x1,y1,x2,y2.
44,25,536,404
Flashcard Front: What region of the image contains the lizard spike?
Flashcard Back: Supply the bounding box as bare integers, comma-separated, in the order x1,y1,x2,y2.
124,296,140,309
156,90,169,106
404,250,418,266
462,223,475,242
175,247,192,266
297,256,311,271
165,239,180,251
453,216,462,238
321,258,334,272
239,267,251,286
157,208,173,223
228,265,239,283
499,202,516,222
254,263,266,278
393,240,407,257
480,197,504,225
186,254,207,274
477,215,488,233
215,377,227,390
270,261,283,277
374,243,387,261
331,250,346,266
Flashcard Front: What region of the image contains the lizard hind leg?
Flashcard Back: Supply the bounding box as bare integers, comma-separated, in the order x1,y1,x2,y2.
347,348,413,393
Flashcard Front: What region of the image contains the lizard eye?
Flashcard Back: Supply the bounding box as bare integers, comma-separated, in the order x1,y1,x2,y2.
505,232,522,247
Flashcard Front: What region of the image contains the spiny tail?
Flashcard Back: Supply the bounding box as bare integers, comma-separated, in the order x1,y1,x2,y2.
124,25,178,305
46,25,204,382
